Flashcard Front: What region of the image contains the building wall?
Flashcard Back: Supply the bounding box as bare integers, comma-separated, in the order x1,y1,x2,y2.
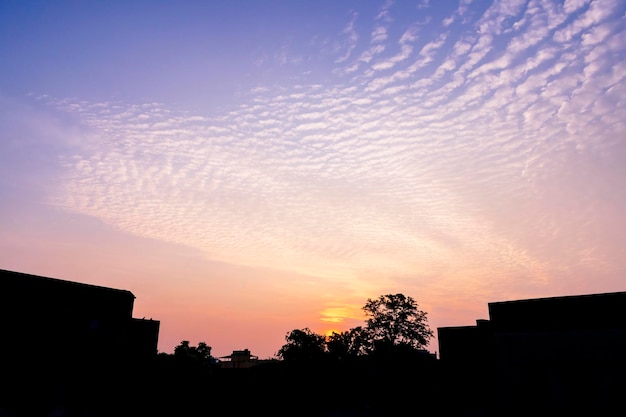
0,269,159,365
437,292,626,416
130,317,161,357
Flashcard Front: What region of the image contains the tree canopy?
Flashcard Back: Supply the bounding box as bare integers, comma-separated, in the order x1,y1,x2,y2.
362,293,433,351
276,328,326,362
326,326,367,360
277,293,434,361
173,340,214,366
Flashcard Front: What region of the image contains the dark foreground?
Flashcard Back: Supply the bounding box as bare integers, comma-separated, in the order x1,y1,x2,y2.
2,351,445,417
2,350,624,417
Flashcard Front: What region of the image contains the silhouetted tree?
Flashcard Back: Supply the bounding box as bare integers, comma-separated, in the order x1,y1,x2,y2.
362,293,433,352
326,326,368,360
173,340,214,366
277,328,326,362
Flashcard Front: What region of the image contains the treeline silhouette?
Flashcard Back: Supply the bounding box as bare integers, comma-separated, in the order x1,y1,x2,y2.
2,294,447,417
146,338,441,417
136,293,443,417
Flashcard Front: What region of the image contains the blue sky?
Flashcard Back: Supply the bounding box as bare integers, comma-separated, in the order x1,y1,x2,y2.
1,0,625,358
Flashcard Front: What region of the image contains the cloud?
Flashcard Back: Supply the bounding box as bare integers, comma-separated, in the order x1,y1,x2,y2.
554,0,619,43
442,15,455,27
399,26,419,44
335,12,360,64
22,0,624,300
564,0,591,14
371,44,414,71
371,25,388,43
376,0,395,22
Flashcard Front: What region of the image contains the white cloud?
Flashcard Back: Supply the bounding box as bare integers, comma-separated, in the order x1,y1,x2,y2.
399,26,419,44
371,25,388,43
376,0,395,21
564,0,591,14
335,12,360,64
371,44,414,71
554,0,620,43
443,15,455,27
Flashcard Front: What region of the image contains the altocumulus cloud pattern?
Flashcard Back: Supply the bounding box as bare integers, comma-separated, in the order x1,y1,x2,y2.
39,0,625,295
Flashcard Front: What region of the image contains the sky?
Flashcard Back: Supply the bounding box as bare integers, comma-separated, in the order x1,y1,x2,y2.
1,0,625,360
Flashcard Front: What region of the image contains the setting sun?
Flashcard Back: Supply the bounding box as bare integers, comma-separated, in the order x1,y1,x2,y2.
323,329,341,338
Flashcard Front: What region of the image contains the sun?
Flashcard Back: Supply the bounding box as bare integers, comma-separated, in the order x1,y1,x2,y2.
323,328,342,338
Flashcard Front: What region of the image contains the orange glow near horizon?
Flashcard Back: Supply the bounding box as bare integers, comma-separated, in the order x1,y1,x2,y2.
323,329,342,338
320,305,364,323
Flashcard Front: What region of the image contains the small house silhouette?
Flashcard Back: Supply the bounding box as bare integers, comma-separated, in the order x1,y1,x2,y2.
218,349,259,368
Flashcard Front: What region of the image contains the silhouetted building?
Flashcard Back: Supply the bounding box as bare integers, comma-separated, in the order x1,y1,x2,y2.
0,268,159,361
0,268,160,415
438,318,493,365
438,291,626,416
219,349,259,368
